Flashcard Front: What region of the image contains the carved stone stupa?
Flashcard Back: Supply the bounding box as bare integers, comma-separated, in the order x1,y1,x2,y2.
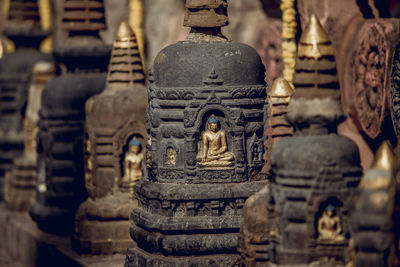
4,61,55,211
348,141,399,267
239,15,362,266
0,0,52,199
125,1,267,265
29,0,110,234
73,21,147,255
268,14,362,265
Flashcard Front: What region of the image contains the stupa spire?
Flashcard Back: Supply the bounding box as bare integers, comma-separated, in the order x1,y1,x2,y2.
371,141,397,171
106,21,145,89
293,14,339,100
62,0,106,35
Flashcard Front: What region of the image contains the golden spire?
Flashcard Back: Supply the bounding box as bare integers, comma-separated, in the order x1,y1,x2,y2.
38,0,52,53
293,14,339,100
297,14,334,59
372,141,397,171
281,0,297,85
269,77,294,103
129,0,145,69
6,0,41,28
106,21,145,89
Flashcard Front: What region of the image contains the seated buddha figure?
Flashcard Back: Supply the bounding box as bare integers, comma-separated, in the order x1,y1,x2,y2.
197,116,234,167
122,139,144,199
317,205,344,242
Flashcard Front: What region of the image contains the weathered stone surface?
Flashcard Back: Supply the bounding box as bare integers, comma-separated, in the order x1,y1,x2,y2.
73,22,147,255
239,15,362,266
29,0,111,235
125,1,267,265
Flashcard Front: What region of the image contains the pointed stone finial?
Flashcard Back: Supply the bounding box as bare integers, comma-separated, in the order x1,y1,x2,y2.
372,141,397,171
62,0,106,34
298,14,334,59
269,77,294,103
203,68,223,86
293,14,339,100
106,21,145,89
116,21,135,43
184,0,228,28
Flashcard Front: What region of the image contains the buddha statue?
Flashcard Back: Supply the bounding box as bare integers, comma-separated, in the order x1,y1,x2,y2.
197,116,234,167
122,139,143,199
318,205,344,242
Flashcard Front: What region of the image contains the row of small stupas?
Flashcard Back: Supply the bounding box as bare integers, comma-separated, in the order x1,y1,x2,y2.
0,0,399,266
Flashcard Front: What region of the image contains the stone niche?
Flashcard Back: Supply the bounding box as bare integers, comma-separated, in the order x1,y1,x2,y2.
125,0,268,265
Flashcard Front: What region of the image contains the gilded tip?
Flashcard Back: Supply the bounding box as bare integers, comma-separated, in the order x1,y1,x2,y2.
372,141,397,171
269,78,295,98
116,21,135,40
300,14,331,45
32,61,56,74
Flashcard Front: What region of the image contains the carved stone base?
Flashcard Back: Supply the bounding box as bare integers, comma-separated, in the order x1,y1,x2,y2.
4,156,36,211
72,220,132,255
125,180,267,266
73,194,136,255
125,242,239,267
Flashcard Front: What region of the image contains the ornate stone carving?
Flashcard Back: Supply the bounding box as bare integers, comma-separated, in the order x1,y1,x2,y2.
73,21,147,254
239,15,362,266
340,19,400,139
391,42,400,138
125,2,267,265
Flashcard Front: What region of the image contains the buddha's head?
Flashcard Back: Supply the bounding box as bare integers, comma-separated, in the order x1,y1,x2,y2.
129,139,142,154
325,205,335,217
207,116,220,132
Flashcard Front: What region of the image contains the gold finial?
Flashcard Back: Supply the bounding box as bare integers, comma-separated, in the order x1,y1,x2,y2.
269,78,295,99
297,14,334,59
116,21,135,42
372,141,397,171
106,21,145,88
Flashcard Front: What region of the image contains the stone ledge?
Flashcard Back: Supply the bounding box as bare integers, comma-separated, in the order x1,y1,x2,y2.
0,204,125,267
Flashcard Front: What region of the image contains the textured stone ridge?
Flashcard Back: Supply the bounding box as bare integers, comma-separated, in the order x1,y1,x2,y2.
124,1,267,265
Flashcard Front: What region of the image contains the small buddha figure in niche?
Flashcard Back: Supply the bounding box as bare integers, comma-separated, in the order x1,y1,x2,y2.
166,148,177,166
317,205,344,242
197,115,234,167
122,139,143,199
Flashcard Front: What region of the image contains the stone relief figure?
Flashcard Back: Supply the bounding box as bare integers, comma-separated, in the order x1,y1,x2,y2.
318,205,344,242
122,139,143,199
197,115,234,168
166,147,177,166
